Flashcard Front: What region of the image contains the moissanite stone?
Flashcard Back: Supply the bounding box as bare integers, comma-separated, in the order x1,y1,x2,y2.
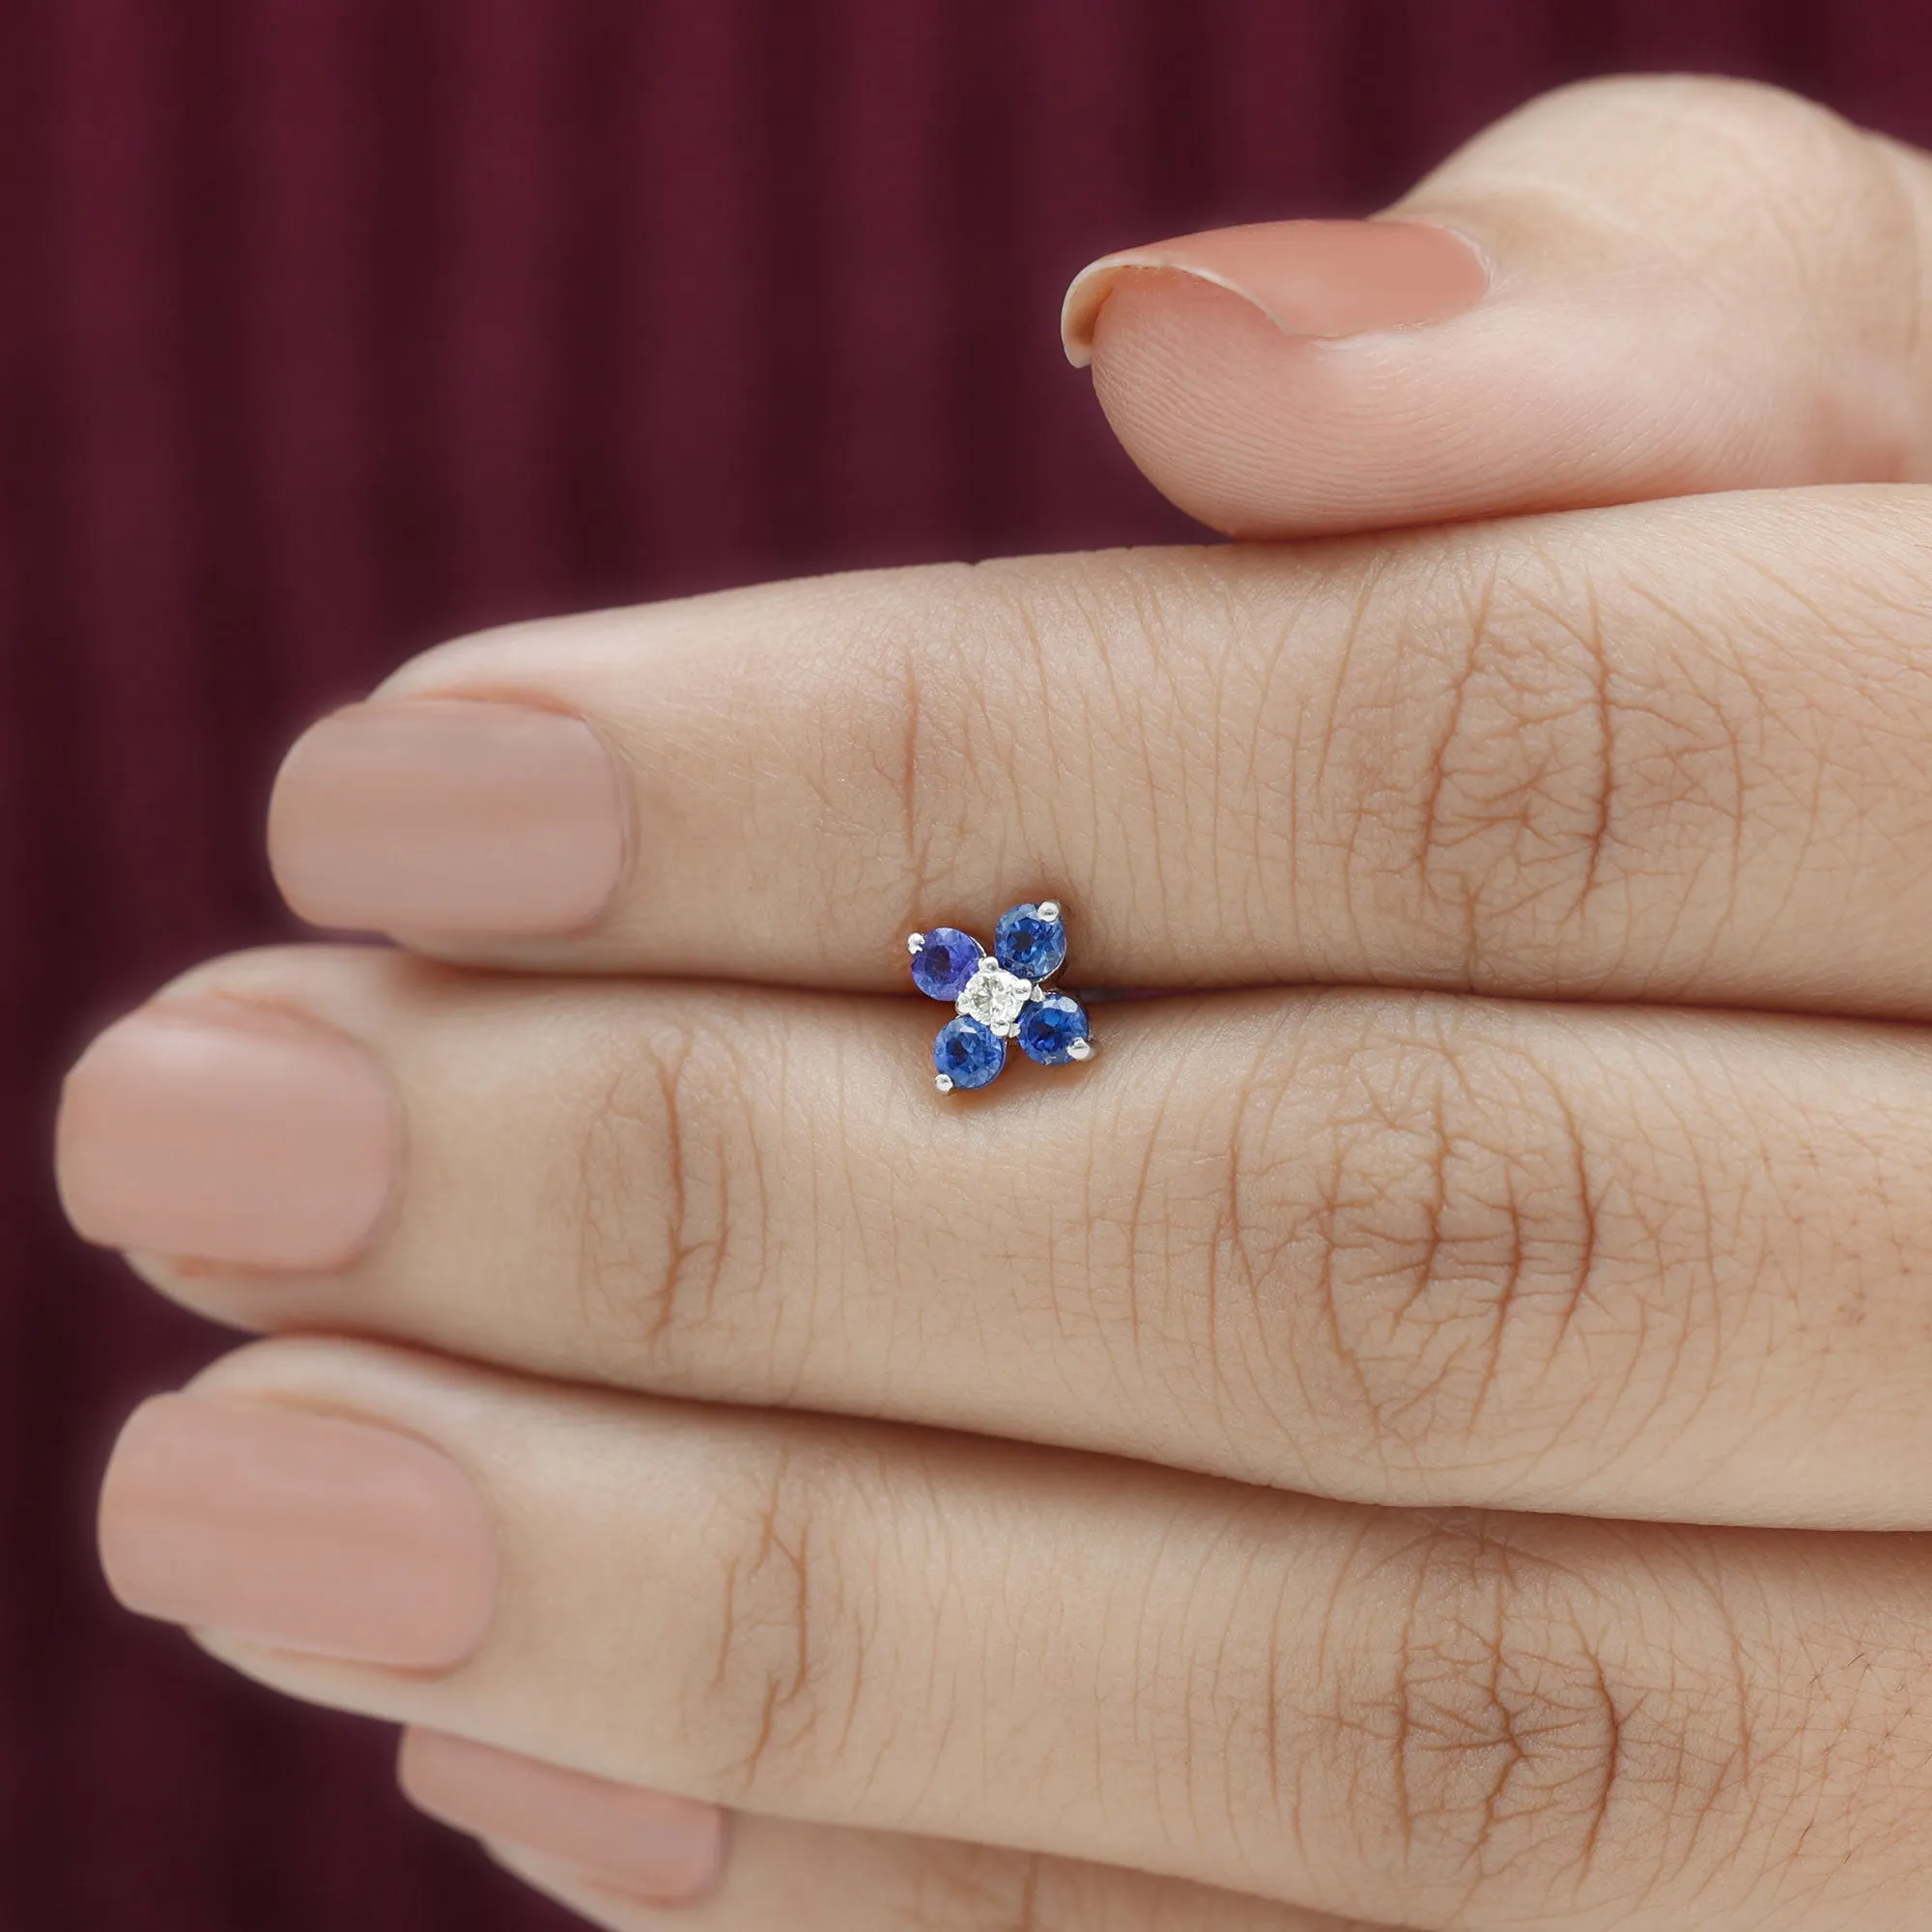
911,926,982,1000
1017,991,1090,1065
995,902,1066,980
934,1015,1006,1090
955,960,1033,1034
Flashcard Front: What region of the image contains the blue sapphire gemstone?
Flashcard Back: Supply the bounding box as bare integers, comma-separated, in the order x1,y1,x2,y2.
911,926,983,1000
1017,992,1090,1066
933,1015,1006,1090
995,902,1066,980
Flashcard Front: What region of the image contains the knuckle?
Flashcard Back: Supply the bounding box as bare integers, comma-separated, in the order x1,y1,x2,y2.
686,1437,877,1802
1230,1010,1637,1467
1340,538,1757,988
573,1008,768,1371
1312,1518,1740,1903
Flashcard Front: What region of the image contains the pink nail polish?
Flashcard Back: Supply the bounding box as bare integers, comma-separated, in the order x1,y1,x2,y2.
56,999,398,1271
269,699,629,937
1060,218,1490,366
99,1395,497,1669
399,1730,726,1903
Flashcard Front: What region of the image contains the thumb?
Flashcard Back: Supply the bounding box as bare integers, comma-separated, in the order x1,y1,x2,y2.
1063,75,1932,537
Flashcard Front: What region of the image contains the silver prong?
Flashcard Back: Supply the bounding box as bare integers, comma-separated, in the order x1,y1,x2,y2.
1037,900,1061,922
1028,983,1045,1002
1067,1037,1094,1061
906,932,925,955
934,1072,954,1094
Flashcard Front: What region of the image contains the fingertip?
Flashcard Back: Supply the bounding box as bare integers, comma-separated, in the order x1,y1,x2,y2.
1065,82,1932,535
1086,273,1411,538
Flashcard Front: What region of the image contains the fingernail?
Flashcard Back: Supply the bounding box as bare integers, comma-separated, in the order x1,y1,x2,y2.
269,699,629,936
57,999,398,1271
399,1730,726,1904
99,1395,497,1669
1060,218,1489,366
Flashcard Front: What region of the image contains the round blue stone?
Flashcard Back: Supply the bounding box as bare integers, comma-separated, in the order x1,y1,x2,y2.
933,1015,1006,1090
1018,992,1090,1066
995,902,1066,980
911,926,982,1000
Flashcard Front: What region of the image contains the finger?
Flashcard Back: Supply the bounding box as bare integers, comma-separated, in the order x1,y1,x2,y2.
485,1829,1371,1932
267,490,1932,1018
99,1339,1932,1931
65,944,1932,1531
1064,75,1932,537
399,1733,1356,1931
398,1731,729,1911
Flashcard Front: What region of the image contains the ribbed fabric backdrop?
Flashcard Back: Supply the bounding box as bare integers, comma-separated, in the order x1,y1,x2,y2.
6,2,1930,1925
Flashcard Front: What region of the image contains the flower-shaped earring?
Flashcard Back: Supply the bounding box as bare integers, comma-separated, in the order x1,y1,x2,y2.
906,900,1094,1093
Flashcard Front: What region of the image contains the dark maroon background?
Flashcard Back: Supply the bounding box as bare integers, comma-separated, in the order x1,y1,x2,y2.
4,2,1927,1925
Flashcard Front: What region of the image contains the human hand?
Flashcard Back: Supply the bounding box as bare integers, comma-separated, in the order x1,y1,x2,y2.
56,77,1932,1931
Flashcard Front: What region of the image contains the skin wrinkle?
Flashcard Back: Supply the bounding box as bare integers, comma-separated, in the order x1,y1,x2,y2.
1481,1045,1614,1434
575,1024,717,1362
1576,1651,1627,1883
707,1439,874,1809
1444,548,1623,970
1546,1076,1603,1365
1577,566,1615,910
1309,1120,1382,1475
1303,551,1394,982
572,1060,639,1354
719,1443,797,1794
1411,557,1491,964
1399,1077,1453,1321
664,1029,733,1347
1461,1159,1529,1440
1206,1014,1316,1480
1218,1012,1306,1468
1541,1041,1707,1485
1614,559,1816,969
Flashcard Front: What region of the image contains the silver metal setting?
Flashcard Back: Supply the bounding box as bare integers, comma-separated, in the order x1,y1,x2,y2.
934,1072,954,1094
1036,900,1061,922
1067,1037,1094,1062
906,932,925,955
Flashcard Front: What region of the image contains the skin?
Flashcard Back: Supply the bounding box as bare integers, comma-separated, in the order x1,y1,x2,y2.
59,74,1932,1931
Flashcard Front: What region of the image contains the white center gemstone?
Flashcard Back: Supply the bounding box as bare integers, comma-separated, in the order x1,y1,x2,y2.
955,962,1033,1035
